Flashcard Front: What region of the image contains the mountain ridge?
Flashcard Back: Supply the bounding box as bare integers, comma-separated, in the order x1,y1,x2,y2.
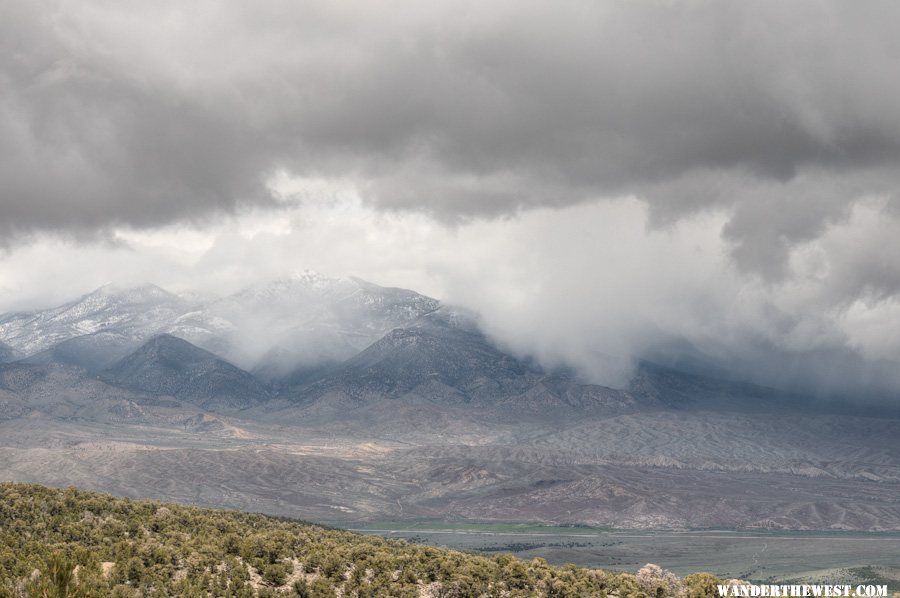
102,333,270,410
2,278,900,532
0,275,443,381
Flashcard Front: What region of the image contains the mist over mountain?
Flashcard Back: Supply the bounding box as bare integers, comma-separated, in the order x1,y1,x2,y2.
199,273,441,380
3,274,898,410
0,283,184,359
0,272,442,383
2,275,900,533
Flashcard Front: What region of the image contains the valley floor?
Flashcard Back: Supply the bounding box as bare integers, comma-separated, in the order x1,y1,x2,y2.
2,401,900,533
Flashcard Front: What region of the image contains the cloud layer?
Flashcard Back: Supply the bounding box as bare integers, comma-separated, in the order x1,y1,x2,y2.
3,1,900,269
1,194,899,402
2,1,900,401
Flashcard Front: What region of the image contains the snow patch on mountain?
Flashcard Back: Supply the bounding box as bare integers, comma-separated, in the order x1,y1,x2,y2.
0,273,441,379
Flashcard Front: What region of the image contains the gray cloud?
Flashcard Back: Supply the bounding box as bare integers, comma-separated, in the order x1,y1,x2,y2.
3,8,243,233
3,0,900,401
3,1,900,272
1,195,899,402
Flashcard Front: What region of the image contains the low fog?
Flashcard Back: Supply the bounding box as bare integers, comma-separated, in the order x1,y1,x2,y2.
2,195,898,403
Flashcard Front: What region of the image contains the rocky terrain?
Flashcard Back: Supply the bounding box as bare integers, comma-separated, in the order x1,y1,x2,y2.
1,275,899,532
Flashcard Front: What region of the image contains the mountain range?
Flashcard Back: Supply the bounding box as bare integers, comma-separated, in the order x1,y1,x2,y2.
1,273,899,533
0,272,440,379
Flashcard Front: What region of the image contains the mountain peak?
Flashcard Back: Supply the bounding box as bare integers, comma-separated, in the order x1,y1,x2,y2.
59,283,181,319
104,334,268,409
87,282,178,303
230,272,357,304
145,332,185,344
1,275,441,377
289,269,349,286
122,334,219,367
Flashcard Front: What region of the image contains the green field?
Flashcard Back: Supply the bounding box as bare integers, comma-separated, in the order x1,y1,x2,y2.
344,521,900,590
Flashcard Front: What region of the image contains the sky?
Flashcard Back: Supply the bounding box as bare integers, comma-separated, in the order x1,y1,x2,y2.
1,0,899,400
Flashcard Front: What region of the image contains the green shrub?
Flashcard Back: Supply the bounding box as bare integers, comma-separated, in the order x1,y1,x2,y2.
0,482,717,598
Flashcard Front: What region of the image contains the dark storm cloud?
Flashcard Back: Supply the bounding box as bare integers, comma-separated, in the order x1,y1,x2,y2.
2,0,900,277
0,3,276,239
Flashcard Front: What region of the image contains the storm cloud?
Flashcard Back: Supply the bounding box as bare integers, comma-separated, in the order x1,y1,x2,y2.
2,1,900,401
3,1,900,267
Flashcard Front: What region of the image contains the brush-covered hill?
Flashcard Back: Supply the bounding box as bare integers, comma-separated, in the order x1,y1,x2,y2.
0,483,721,598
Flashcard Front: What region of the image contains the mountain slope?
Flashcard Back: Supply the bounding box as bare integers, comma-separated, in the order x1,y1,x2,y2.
0,359,198,425
0,340,16,363
0,284,187,358
287,308,637,420
16,330,144,372
305,309,534,400
200,271,441,379
103,334,269,410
